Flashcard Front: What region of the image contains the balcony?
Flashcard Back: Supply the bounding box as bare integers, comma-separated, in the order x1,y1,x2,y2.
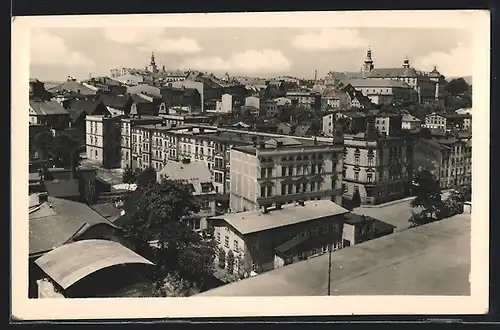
256,188,342,205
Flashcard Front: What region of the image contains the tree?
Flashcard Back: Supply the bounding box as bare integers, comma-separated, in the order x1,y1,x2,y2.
122,178,216,294
352,189,361,208
154,272,200,297
33,131,81,168
122,166,136,184
444,78,470,96
136,166,156,187
409,169,447,225
226,250,234,274
218,248,226,269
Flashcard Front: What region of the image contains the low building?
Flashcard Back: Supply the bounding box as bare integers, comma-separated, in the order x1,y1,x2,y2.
34,240,154,298
86,114,121,168
157,158,217,231
343,129,414,205
229,137,344,213
208,200,349,276
341,213,396,247
401,113,422,130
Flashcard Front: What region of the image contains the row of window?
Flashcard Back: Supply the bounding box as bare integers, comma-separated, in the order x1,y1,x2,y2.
280,181,324,195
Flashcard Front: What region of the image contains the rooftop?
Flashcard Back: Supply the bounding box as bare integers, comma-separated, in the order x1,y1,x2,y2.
29,195,117,255
29,100,69,116
198,214,471,296
35,239,154,290
157,160,213,195
209,200,349,235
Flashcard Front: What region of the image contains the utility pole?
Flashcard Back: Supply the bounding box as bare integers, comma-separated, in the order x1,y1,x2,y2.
327,242,332,295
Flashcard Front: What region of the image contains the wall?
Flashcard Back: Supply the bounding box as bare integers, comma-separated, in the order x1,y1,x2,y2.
230,149,260,212
245,96,260,109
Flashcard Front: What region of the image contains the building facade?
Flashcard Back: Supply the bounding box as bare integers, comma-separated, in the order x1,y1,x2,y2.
343,132,414,205
86,115,121,168
208,200,349,275
423,112,472,132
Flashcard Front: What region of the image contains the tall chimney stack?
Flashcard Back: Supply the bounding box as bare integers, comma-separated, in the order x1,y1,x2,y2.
314,70,318,81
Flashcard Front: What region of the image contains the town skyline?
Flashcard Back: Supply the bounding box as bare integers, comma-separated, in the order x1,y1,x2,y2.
30,27,472,82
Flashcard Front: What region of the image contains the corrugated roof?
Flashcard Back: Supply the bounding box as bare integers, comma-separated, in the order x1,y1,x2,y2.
35,239,154,289
198,214,471,296
210,200,349,235
29,100,69,116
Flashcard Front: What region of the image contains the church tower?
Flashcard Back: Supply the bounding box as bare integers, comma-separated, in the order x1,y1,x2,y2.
362,47,374,76
403,56,410,69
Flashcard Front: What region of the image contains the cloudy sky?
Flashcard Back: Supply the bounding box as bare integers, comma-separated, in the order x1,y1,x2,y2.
29,27,472,82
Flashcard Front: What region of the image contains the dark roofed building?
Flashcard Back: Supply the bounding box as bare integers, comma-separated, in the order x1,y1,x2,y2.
48,78,98,96
67,99,111,131
29,100,70,129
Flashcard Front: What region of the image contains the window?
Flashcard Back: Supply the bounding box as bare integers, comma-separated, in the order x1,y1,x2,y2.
261,168,266,178
216,232,220,243
311,248,318,255
354,171,359,181
322,223,329,234
261,186,266,197
224,236,229,248
267,168,273,177
288,184,293,194
367,173,373,183
281,184,287,195
288,166,294,175
252,261,257,272
234,240,239,251
313,226,319,236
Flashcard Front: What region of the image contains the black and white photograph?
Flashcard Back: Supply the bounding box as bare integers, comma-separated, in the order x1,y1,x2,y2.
12,10,489,319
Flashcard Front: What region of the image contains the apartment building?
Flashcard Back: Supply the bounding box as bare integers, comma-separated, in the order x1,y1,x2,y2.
285,91,321,110
157,158,216,231
423,112,472,132
159,113,212,126
343,131,414,205
374,112,403,137
86,115,121,168
229,137,344,213
120,115,164,169
415,137,472,189
208,200,349,275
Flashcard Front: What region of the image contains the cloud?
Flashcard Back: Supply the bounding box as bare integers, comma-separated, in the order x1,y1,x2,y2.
414,42,473,77
291,29,368,51
179,49,292,73
103,28,202,54
30,29,95,68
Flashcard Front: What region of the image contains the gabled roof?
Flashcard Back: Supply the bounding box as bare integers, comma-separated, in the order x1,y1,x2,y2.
29,100,69,116
35,239,154,290
367,67,419,78
127,85,162,99
29,196,118,255
48,80,97,95
67,99,108,123
402,113,422,122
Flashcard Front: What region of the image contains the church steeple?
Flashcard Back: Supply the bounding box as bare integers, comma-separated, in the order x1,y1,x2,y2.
403,56,410,69
362,46,374,75
150,52,156,66
148,52,158,73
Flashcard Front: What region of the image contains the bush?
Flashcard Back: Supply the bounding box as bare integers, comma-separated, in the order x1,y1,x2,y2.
226,250,234,274
218,248,226,269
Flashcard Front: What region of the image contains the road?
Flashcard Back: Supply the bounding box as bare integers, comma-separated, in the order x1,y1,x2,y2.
352,191,453,232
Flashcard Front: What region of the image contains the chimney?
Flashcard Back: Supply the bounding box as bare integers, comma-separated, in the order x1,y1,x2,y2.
38,192,48,204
